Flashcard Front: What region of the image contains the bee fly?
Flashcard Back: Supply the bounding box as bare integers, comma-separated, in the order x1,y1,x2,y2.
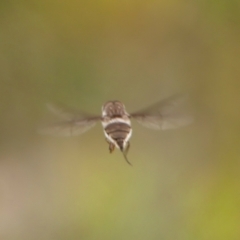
40,94,193,165
101,101,132,165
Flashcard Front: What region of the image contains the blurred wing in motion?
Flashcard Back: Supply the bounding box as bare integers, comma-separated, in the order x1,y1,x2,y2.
39,103,101,136
39,118,99,136
46,102,89,121
130,94,193,130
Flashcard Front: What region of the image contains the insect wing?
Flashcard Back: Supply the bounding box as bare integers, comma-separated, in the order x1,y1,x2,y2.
39,102,101,136
131,94,193,130
46,102,91,120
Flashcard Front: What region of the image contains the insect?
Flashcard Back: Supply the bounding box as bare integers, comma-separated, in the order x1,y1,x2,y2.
40,94,193,165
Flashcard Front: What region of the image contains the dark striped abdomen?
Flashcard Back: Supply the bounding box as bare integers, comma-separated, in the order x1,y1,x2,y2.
104,122,131,150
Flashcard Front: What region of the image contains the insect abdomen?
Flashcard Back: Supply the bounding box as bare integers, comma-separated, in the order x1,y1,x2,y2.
104,122,131,150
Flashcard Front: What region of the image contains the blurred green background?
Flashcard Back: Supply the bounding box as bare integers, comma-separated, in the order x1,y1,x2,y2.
0,1,240,240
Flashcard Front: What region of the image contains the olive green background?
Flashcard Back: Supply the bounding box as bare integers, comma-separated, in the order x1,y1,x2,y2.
0,1,239,240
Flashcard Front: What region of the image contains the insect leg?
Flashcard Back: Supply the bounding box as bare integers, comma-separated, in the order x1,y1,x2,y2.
125,142,130,155
109,142,115,153
121,142,131,166
105,138,115,153
122,151,132,166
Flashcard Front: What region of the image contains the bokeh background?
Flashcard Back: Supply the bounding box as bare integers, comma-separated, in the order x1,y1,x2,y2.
0,1,240,240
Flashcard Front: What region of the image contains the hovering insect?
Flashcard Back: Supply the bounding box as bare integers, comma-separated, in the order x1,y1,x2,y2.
40,94,193,165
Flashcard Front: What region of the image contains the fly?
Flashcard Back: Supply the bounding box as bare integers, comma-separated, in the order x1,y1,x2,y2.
40,94,193,165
